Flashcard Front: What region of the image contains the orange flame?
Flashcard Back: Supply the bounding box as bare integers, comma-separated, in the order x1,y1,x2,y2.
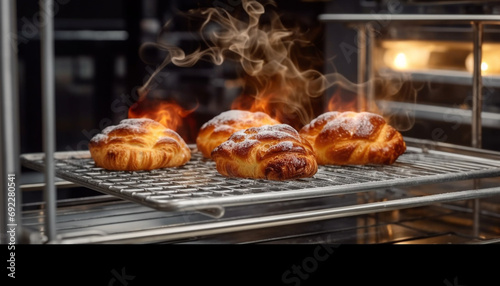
230,74,321,130
137,0,417,132
230,92,298,129
231,93,275,119
140,1,328,130
326,89,366,113
128,99,197,134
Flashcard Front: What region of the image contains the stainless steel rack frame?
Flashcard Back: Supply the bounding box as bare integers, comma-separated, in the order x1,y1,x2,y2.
17,139,500,244
20,143,500,220
23,185,500,244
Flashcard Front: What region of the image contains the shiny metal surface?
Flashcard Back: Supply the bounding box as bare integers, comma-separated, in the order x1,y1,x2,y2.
21,144,500,220
377,68,500,88
318,14,500,23
19,140,500,244
0,0,21,244
40,0,57,242
54,186,500,244
19,183,500,244
377,101,500,129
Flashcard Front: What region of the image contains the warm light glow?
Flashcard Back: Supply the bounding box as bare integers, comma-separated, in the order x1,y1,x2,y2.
465,51,500,75
383,47,430,71
393,52,408,70
481,62,489,72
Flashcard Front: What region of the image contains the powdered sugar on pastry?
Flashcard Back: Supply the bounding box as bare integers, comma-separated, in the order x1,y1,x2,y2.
300,111,406,165
196,110,280,158
323,112,378,138
89,118,191,171
211,124,318,180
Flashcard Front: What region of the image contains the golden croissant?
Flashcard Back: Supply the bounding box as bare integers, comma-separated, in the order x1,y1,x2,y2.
211,124,318,180
196,110,280,158
299,111,406,165
89,118,191,171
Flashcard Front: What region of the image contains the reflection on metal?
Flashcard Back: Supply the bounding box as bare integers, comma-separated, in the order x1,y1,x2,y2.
0,0,21,244
319,14,500,23
471,22,484,149
377,68,500,87
376,100,500,129
47,187,500,244
20,145,500,219
40,0,57,242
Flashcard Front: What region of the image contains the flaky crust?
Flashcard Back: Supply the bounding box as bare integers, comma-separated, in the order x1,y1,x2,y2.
299,111,406,165
89,118,191,171
196,110,280,158
211,124,318,181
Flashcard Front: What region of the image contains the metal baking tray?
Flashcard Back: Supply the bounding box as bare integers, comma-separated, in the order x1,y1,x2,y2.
20,144,500,218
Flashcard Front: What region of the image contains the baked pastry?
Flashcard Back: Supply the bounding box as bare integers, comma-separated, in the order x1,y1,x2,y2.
196,110,280,158
89,118,191,171
211,124,318,180
299,111,406,165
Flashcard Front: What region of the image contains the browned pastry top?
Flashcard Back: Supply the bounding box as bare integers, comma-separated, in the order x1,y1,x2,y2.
299,111,406,165
211,124,318,180
196,110,280,158
89,118,191,171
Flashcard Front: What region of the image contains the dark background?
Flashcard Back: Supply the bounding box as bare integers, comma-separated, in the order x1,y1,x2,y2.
17,0,500,155
17,0,330,153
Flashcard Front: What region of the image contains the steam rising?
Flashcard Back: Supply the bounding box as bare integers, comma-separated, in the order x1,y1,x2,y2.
139,0,416,130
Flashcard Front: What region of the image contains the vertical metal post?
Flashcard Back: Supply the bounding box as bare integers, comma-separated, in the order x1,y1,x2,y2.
471,21,483,238
40,0,57,242
366,23,375,112
356,24,366,112
472,22,483,150
0,0,21,244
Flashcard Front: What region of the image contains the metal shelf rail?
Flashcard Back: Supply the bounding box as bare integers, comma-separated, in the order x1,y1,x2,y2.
41,186,500,244
319,13,500,237
318,13,500,149
19,144,500,219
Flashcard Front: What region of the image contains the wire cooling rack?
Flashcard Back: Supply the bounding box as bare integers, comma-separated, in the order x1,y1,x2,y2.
21,145,500,218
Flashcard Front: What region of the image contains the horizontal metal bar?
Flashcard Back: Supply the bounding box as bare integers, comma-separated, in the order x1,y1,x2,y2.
20,181,78,191
404,137,500,161
319,14,500,24
377,68,500,88
58,186,500,244
470,237,500,244
168,167,500,213
54,30,128,41
377,100,500,129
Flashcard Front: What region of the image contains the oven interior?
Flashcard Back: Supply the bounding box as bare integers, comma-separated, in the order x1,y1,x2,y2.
5,0,500,244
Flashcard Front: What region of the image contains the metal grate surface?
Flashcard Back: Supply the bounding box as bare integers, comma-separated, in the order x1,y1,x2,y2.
21,146,500,218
